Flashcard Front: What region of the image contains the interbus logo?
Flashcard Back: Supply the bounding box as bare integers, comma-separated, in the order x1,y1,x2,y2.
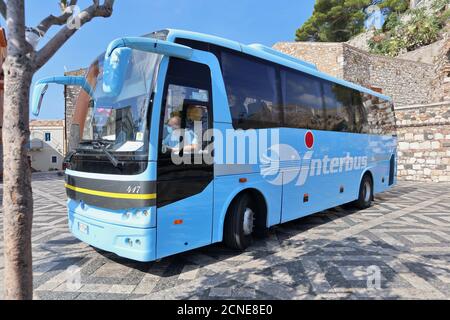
168,126,368,186
260,131,368,186
260,147,368,186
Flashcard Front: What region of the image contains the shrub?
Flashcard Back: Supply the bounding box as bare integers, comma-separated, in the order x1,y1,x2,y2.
369,1,449,56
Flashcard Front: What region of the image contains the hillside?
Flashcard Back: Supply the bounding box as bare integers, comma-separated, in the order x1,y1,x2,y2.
348,0,449,58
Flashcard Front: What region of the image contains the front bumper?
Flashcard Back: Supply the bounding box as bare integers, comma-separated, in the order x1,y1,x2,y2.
68,211,157,262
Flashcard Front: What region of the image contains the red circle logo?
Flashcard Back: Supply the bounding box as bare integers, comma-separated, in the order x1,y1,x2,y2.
305,131,314,149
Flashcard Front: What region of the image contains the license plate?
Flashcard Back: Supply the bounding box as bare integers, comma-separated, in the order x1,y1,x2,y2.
78,222,89,235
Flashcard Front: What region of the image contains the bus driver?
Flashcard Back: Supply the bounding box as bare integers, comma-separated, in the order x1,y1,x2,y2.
162,115,199,154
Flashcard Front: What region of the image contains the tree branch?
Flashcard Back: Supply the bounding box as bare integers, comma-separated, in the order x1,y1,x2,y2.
35,0,78,36
0,0,6,19
34,0,114,70
5,0,33,57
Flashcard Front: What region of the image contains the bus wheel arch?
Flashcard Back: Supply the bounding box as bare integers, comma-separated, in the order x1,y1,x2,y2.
355,170,374,209
223,188,268,250
364,170,374,197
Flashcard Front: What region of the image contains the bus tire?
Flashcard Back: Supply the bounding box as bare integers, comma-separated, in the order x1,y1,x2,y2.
223,193,255,250
354,174,373,209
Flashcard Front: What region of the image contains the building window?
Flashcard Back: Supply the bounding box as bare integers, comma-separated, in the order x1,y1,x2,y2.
45,132,51,142
51,156,57,164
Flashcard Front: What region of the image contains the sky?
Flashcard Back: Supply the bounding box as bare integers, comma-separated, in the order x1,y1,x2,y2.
2,0,315,120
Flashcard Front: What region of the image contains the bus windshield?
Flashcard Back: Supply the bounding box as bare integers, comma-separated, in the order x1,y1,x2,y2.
72,50,160,154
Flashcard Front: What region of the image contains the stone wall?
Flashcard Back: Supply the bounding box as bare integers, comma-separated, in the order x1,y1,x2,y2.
342,45,371,87
273,42,435,106
64,68,86,153
431,34,450,102
347,29,375,52
273,42,345,79
365,49,434,106
398,38,446,64
396,102,450,182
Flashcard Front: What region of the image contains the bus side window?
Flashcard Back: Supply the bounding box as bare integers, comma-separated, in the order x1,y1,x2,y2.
160,58,212,156
363,93,396,136
353,91,367,133
161,85,209,155
221,51,282,129
281,69,325,130
323,82,353,133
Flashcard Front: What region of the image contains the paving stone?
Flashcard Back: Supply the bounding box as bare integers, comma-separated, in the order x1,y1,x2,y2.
1,178,450,299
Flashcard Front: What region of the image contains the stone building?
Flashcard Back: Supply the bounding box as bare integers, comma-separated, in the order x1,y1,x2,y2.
272,41,435,106
431,34,450,102
396,102,450,182
28,120,66,172
64,68,87,152
274,33,450,182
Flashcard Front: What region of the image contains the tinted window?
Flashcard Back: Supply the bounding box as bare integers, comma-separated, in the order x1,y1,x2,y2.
353,91,368,133
161,84,210,154
174,37,396,136
221,52,281,129
45,132,51,142
157,58,214,207
323,82,354,132
175,38,211,52
160,58,212,157
166,58,211,90
361,93,396,135
281,69,325,130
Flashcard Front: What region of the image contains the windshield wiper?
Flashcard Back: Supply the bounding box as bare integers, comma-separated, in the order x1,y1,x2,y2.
92,141,120,167
64,150,77,163
79,139,114,146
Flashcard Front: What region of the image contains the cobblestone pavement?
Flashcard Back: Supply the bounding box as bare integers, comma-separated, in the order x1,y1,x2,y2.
1,174,450,300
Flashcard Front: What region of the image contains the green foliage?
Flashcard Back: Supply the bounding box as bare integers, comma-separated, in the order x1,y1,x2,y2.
296,0,410,42
383,11,402,31
380,0,409,32
368,1,449,56
296,0,371,42
368,31,404,56
432,0,450,11
378,0,409,13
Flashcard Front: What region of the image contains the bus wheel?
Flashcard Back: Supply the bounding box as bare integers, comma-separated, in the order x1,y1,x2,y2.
224,193,255,250
354,174,373,209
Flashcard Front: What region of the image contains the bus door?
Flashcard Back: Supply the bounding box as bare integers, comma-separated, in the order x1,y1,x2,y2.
156,57,215,259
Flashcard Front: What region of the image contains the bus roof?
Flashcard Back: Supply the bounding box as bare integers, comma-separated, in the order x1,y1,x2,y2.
164,29,392,102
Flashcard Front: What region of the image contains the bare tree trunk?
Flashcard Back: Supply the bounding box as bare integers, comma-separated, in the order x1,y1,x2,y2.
2,0,35,300
2,59,35,300
1,0,115,300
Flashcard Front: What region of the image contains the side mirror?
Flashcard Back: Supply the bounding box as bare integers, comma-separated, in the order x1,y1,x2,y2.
31,83,49,117
31,76,93,116
102,47,132,97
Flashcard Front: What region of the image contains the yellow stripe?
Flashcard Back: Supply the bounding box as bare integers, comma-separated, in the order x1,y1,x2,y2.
65,184,156,200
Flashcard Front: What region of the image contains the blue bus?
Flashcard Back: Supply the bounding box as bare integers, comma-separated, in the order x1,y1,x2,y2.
32,29,397,262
